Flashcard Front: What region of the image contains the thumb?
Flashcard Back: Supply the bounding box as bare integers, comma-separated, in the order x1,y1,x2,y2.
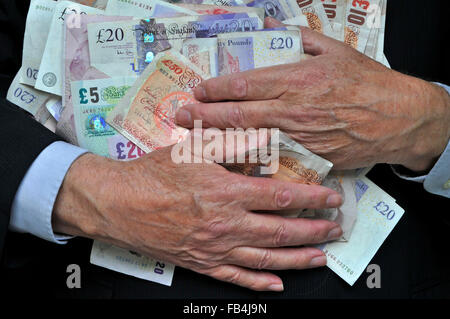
264,17,284,28
299,26,347,56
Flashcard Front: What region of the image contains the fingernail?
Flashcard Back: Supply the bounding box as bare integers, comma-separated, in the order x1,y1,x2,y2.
175,109,192,127
309,255,327,267
326,194,342,208
194,86,206,100
268,283,284,292
327,226,342,241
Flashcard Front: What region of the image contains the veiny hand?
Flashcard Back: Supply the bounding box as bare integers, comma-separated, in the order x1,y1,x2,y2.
52,147,343,291
175,18,450,172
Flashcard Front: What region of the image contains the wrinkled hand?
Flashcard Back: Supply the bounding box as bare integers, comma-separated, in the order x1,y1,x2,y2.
175,18,450,171
53,146,343,291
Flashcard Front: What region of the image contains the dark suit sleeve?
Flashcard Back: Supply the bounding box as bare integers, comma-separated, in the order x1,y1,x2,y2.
0,1,61,257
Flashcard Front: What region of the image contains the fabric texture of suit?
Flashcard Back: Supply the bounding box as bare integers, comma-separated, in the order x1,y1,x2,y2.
0,0,448,299
0,0,61,258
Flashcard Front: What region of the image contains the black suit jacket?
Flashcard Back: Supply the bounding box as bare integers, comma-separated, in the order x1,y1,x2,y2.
0,0,449,299
0,1,61,258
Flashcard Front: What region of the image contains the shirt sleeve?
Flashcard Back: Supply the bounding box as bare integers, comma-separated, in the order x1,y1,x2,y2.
392,82,450,198
9,141,88,244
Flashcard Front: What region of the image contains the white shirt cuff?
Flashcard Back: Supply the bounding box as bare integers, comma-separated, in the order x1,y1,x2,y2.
424,140,450,197
9,141,88,244
391,165,427,183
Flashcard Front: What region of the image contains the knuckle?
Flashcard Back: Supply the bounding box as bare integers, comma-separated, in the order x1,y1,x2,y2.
190,251,216,268
256,250,272,270
229,76,248,99
198,105,210,119
309,223,327,243
224,269,242,285
174,248,216,270
274,188,293,209
205,219,231,239
304,187,322,206
273,223,288,247
193,218,230,243
228,103,246,127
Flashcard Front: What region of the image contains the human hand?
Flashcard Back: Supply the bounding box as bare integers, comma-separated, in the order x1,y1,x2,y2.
175,18,450,171
52,146,343,291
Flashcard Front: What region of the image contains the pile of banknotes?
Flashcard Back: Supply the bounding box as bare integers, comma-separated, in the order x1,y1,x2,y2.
7,0,404,287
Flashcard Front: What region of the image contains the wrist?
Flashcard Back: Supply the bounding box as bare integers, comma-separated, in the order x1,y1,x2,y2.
400,80,450,172
52,153,118,240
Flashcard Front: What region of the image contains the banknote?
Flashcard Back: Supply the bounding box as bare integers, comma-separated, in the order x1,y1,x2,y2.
381,53,390,68
58,14,133,145
106,50,209,152
176,3,265,21
57,102,79,145
320,0,346,40
243,0,292,20
269,149,332,185
277,132,333,183
343,0,380,52
285,0,333,35
105,0,197,18
375,0,387,62
45,97,63,122
282,13,309,27
72,77,139,157
299,171,358,241
43,116,58,133
90,240,175,286
107,133,146,161
363,0,383,60
7,69,53,125
217,29,303,75
182,38,219,77
20,0,58,87
226,131,333,185
87,13,263,77
317,176,404,285
354,165,374,178
35,1,103,96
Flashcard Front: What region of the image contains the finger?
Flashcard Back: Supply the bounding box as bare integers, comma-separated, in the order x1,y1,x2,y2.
227,246,327,270
264,17,284,28
234,175,342,211
299,26,347,56
204,264,284,291
176,99,286,129
191,63,294,103
237,213,343,248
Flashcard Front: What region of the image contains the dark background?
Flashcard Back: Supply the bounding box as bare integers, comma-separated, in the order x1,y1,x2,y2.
0,0,449,299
